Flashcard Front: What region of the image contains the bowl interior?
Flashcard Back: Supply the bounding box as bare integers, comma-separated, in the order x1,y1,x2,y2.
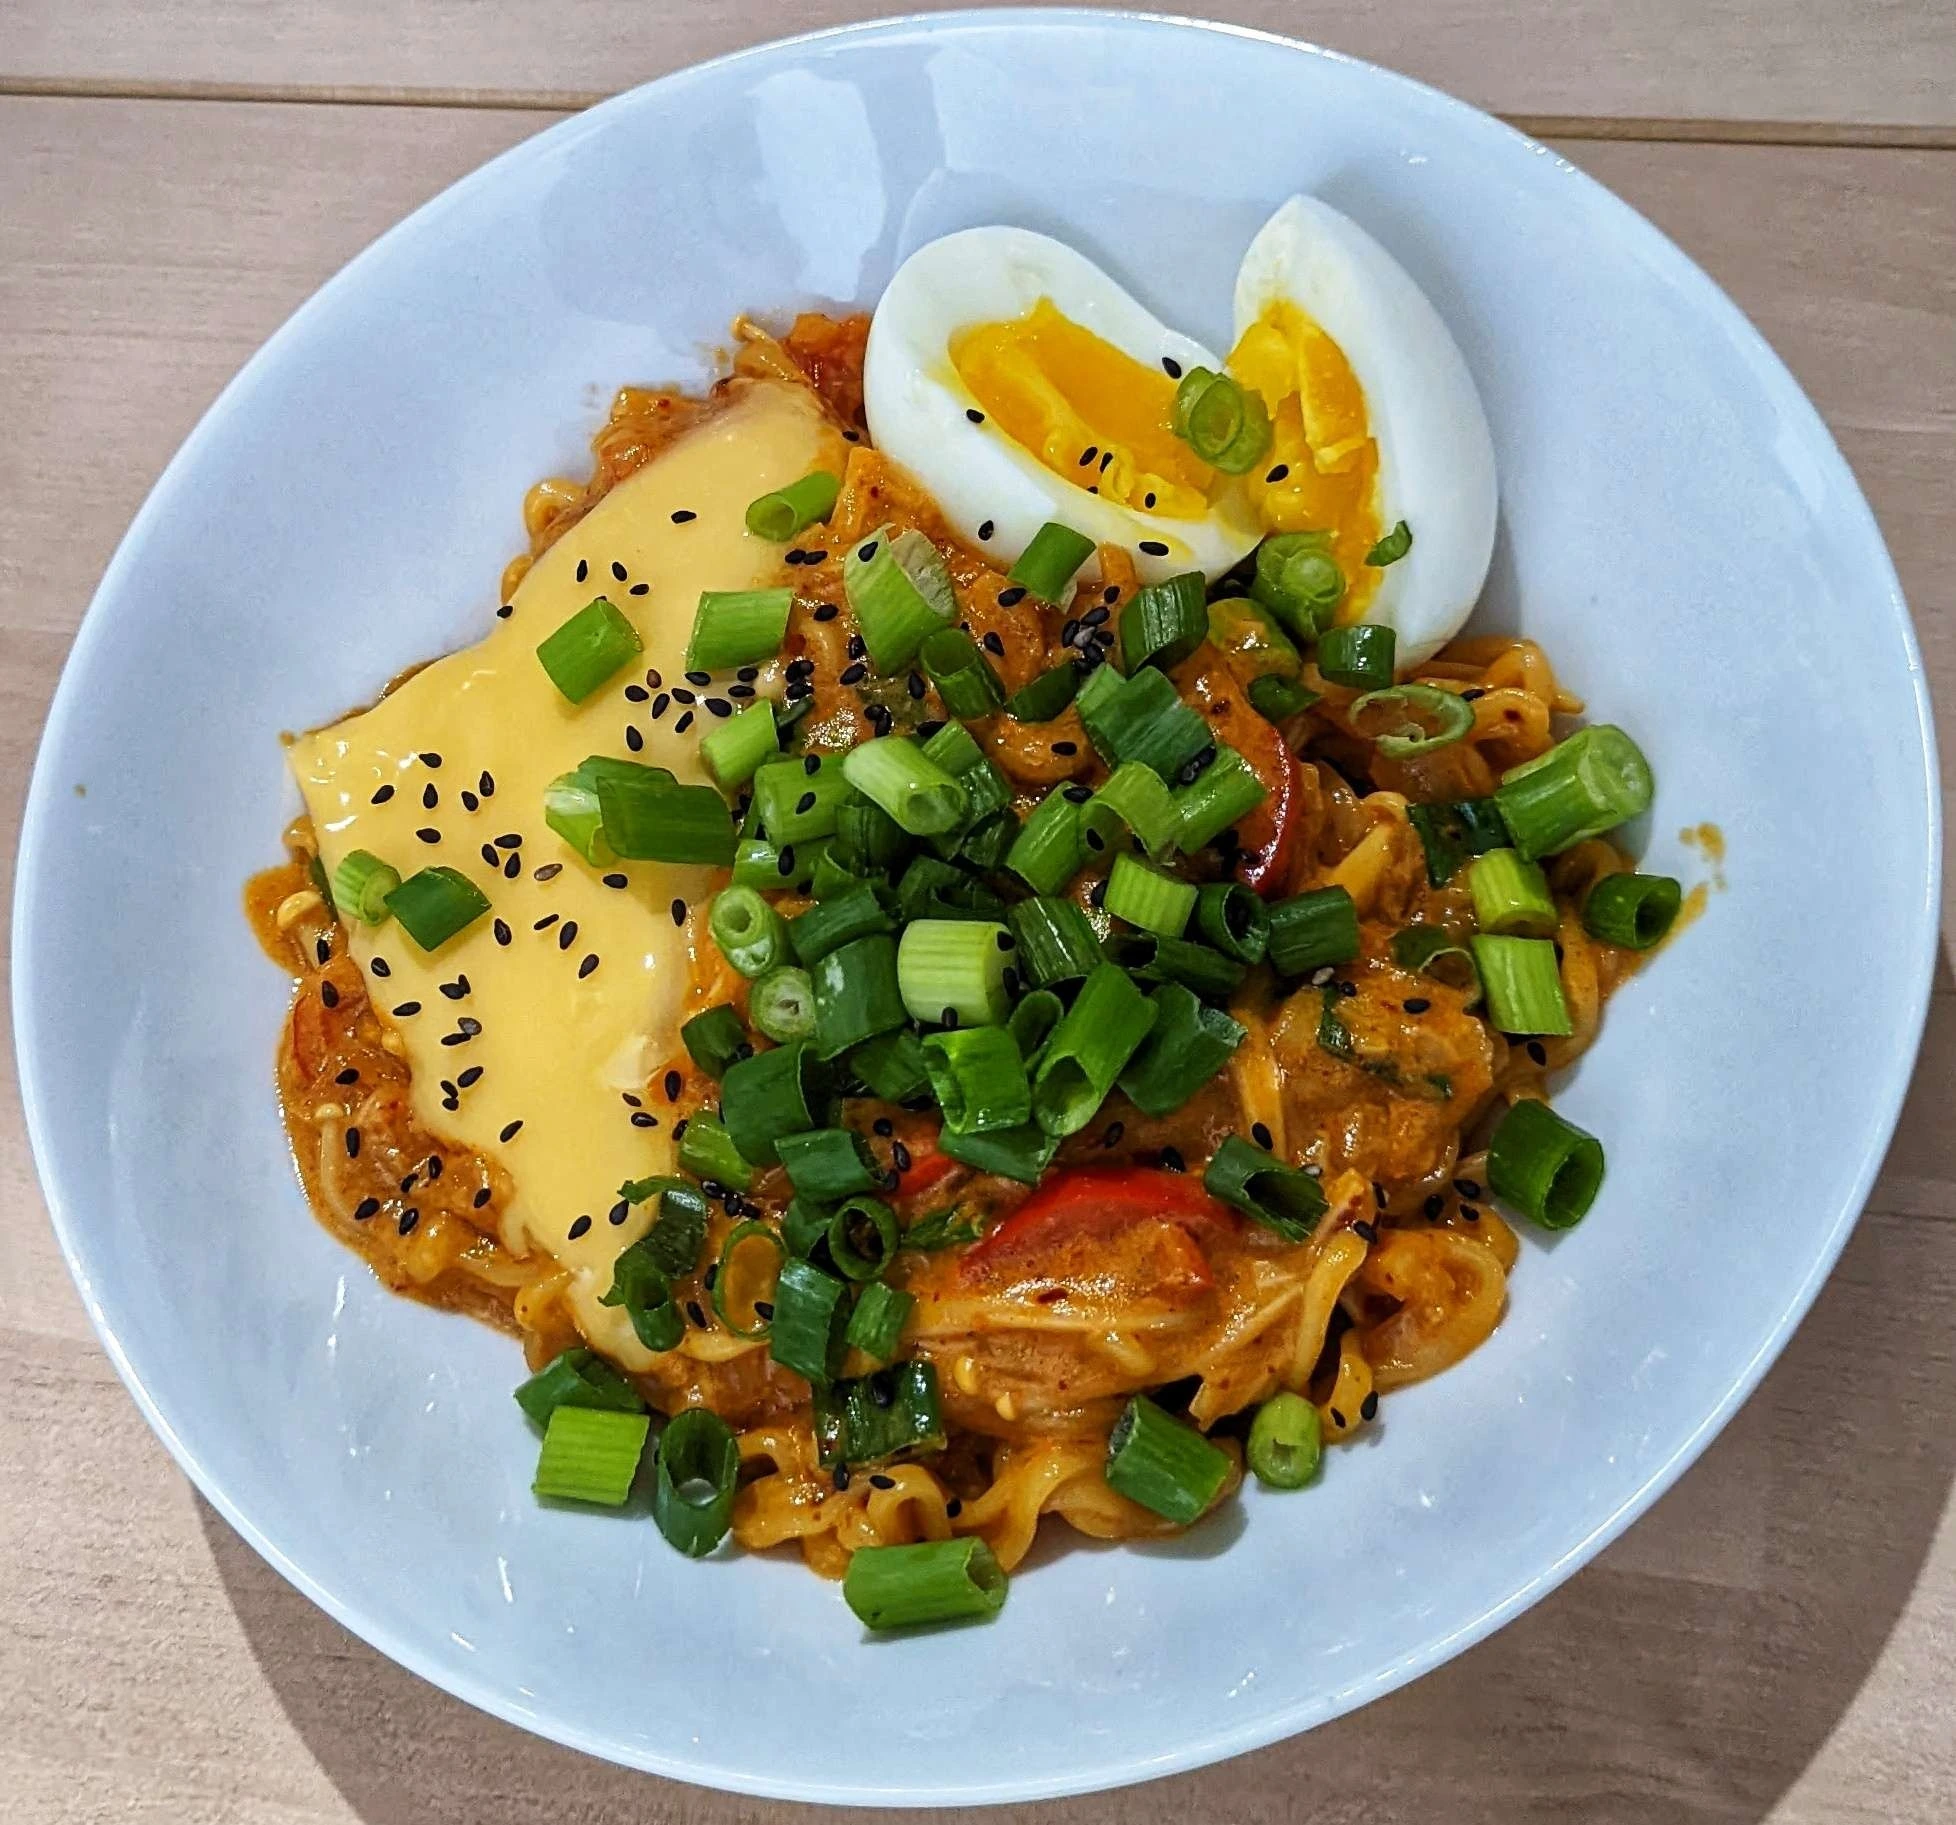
14,12,1937,1805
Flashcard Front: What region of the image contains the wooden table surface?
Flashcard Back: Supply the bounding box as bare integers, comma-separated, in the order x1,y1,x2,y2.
3,5,1952,1820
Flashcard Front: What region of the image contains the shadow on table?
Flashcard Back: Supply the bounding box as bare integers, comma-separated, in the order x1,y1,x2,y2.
200,952,1956,1825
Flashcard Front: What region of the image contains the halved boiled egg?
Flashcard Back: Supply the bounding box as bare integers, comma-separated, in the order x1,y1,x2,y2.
863,227,1263,585
1229,196,1498,668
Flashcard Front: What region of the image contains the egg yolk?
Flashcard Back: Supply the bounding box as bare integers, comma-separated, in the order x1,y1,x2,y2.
950,300,1213,519
1229,302,1382,620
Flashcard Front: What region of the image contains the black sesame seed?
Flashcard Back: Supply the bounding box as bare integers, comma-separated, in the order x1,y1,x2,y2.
1360,1391,1380,1422
1101,1120,1124,1148
669,897,687,927
629,582,649,596
1373,1182,1388,1208
1251,1121,1274,1149
857,541,879,563
651,692,671,718
625,725,644,752
873,1117,894,1137
1265,463,1290,483
1462,1204,1483,1224
706,698,732,718
534,862,561,881
685,669,711,687
420,752,443,769
596,872,625,890
557,922,578,951
344,1126,361,1158
1461,687,1485,702
1527,1041,1549,1066
813,602,838,621
675,710,694,733
982,631,1006,657
686,1300,709,1330
611,560,628,582
1063,783,1092,804
729,683,755,699
839,662,867,686
472,1186,493,1209
480,842,500,868
567,1214,592,1240
368,957,391,980
891,1140,912,1173
496,603,514,619
578,954,599,979
1061,617,1080,645
391,1000,422,1018
371,783,396,804
479,770,495,797
1424,1194,1446,1220
352,1197,379,1222
1160,1145,1186,1173
630,1111,657,1128
499,1120,523,1142
625,684,649,703
421,783,439,810
664,1069,683,1101
1051,739,1078,757
795,790,818,815
1331,1409,1347,1429
398,1171,419,1195
1161,355,1183,378
869,1473,897,1490
672,509,697,523
1354,1219,1379,1243
457,1067,484,1089
1404,997,1431,1014
777,844,797,876
320,981,340,1009
1085,829,1105,852
1139,539,1169,557
573,557,588,583
1453,1178,1483,1201
907,671,927,700
672,687,696,706
314,936,332,966
460,789,480,812
997,586,1027,607
334,1067,360,1086
1143,492,1157,509
833,1466,852,1492
415,826,440,844
534,914,559,931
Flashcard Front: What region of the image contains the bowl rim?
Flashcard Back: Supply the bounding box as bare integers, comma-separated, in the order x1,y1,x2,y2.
12,7,1943,1804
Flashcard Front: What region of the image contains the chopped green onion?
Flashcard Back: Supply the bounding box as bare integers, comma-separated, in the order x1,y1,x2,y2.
1004,661,1081,724
513,1348,645,1428
1265,886,1360,976
1251,532,1344,638
769,1257,851,1385
841,736,967,836
753,754,856,846
699,698,779,788
719,1040,822,1165
1469,849,1559,939
920,720,1011,837
1006,785,1089,895
1032,963,1158,1136
596,769,737,866
652,1407,740,1556
806,847,869,900
1007,987,1065,1062
844,525,957,671
685,587,793,672
1106,931,1246,1000
919,627,1005,719
709,885,789,978
532,1405,649,1506
899,1207,981,1252
834,799,913,874
750,965,817,1043
937,1119,1059,1183
1118,982,1245,1116
1195,881,1270,964
1407,797,1510,886
1103,853,1197,937
1390,925,1482,1005
827,1194,900,1281
897,853,1003,923
1487,1097,1605,1229
640,1179,711,1279
811,932,907,1058
1208,594,1303,684
1104,1395,1231,1524
1583,872,1683,949
922,1026,1031,1134
1247,1392,1323,1489
1082,664,1212,781
1249,673,1319,722
777,1126,883,1202
536,596,643,703
1118,571,1209,673
731,832,829,893
1469,935,1574,1036
1173,745,1268,852
680,1004,749,1078
1171,366,1273,473
813,1360,945,1466
599,1233,685,1351
843,1281,914,1365
844,1537,1007,1631
956,809,1020,872
1007,521,1095,601
1084,760,1183,860
780,1198,832,1262
1365,520,1414,567
850,1028,933,1104
331,850,400,925
1005,897,1104,987
308,852,336,915
898,919,1013,1027
541,755,644,865
1351,682,1473,757
1316,622,1396,689
744,469,840,541
1494,726,1655,860
1203,1135,1327,1240
384,866,489,951
678,1109,752,1190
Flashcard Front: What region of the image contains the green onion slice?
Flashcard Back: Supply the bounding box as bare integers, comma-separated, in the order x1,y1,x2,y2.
1494,726,1655,860
813,1360,945,1467
685,587,793,673
835,798,913,874
1195,880,1270,964
1006,987,1065,1062
1104,1395,1231,1525
678,1109,752,1191
1315,622,1396,690
1251,531,1344,638
812,932,907,1058
826,1194,901,1282
1105,932,1246,1000
1487,1097,1605,1229
1118,982,1245,1117
1170,367,1272,474
842,1281,915,1365
778,1126,883,1202
1247,1391,1323,1489
843,1537,1007,1631
769,1256,851,1386
1469,934,1574,1036
937,1119,1059,1184
844,525,957,672
790,879,896,965
680,1004,749,1078
1118,571,1209,673
1084,760,1183,861
599,1236,684,1352
1173,745,1268,852
745,469,840,541
1103,852,1198,937
331,850,400,925
1005,896,1104,987
1032,963,1158,1137
1004,661,1081,724
754,754,856,846
1350,682,1473,757
1265,885,1360,977
922,1026,1031,1135
1407,797,1510,887
898,919,1013,1027
384,866,489,952
710,1219,786,1339
1007,521,1095,602
750,965,817,1044
596,768,737,866
1583,872,1683,950
513,1348,646,1428
651,1407,740,1556
536,596,643,703
1364,519,1414,567
842,736,968,836
919,627,1005,719
700,698,779,789
1204,1134,1328,1241
1249,673,1319,722
1468,849,1560,939
1389,926,1483,1005
532,1405,649,1507
850,1028,933,1104
1005,785,1089,896
709,884,789,978
719,1040,822,1165
641,1179,711,1280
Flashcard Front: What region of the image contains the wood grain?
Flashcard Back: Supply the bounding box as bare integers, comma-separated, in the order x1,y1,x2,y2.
5,0,1956,134
2,85,1953,1825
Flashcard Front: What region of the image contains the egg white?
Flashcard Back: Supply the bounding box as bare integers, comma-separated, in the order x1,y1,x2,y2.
1233,196,1498,669
864,226,1262,585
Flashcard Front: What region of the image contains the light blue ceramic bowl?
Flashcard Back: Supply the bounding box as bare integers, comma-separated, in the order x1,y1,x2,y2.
13,10,1939,1804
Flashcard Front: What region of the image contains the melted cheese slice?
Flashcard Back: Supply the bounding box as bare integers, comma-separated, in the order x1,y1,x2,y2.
291,379,843,1366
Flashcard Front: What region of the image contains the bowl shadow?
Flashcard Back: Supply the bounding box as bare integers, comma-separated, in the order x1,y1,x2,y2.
198,950,1956,1824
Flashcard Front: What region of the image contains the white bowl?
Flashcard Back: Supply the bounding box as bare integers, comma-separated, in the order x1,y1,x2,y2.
13,10,1939,1805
